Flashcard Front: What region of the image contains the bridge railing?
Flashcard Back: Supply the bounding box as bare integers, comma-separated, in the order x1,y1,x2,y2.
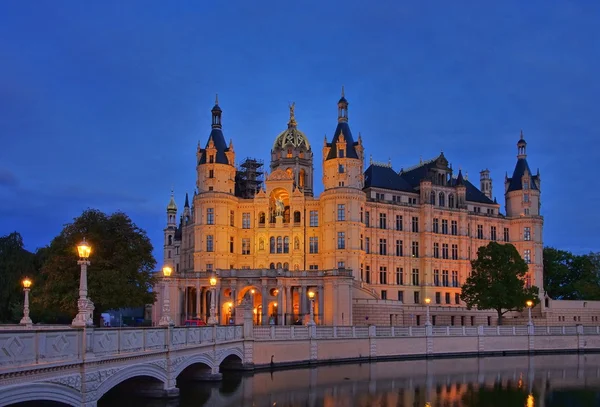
0,325,244,370
252,325,599,340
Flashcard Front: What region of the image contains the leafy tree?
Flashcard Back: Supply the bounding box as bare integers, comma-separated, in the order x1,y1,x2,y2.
544,247,600,300
461,242,539,325
34,209,157,325
0,232,37,322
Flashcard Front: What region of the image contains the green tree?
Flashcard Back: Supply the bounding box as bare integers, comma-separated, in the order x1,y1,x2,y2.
34,209,157,325
543,247,600,300
0,232,37,323
461,242,539,325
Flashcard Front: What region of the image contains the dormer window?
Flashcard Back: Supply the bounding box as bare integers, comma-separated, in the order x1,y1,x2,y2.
523,179,529,189
339,164,345,173
524,194,529,203
209,154,214,163
339,149,345,158
287,148,293,158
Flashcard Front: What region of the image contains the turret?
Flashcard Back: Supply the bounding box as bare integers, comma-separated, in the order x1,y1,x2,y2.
504,130,541,217
164,190,178,267
322,87,364,190
480,169,492,200
196,95,236,194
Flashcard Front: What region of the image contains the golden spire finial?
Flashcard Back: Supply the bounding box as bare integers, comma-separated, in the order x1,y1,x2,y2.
215,93,219,105
341,85,345,98
288,102,297,127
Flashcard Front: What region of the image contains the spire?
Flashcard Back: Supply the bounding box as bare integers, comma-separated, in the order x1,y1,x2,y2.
338,86,348,123
456,169,465,186
211,94,222,129
517,129,527,158
184,192,189,208
288,102,297,128
167,189,177,212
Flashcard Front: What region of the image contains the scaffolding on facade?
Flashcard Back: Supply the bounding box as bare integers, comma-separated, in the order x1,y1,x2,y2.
235,157,264,199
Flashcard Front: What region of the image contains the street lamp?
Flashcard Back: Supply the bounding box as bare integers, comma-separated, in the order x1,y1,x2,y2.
158,266,174,326
424,297,432,326
307,291,316,326
20,278,33,326
208,277,218,325
526,300,534,326
72,238,94,327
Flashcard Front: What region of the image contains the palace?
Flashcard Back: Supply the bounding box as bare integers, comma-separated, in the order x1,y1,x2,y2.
152,89,548,327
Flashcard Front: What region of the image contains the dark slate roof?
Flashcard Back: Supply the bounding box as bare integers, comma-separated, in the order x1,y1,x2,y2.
326,122,359,160
506,158,539,192
198,128,230,165
184,193,189,208
398,160,437,188
364,165,414,193
463,180,495,204
174,217,183,240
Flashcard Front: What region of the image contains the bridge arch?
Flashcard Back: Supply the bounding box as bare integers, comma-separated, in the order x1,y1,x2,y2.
216,347,244,366
173,353,214,379
1,382,81,407
94,363,168,400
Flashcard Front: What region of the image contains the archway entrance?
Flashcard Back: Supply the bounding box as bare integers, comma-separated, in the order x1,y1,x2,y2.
238,286,263,325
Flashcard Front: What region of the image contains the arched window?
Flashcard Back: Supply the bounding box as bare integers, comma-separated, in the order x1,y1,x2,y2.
277,236,283,253
283,236,290,253
448,194,454,208
259,238,265,251
430,191,436,205
294,211,301,223
270,237,275,254
277,262,282,269
283,262,289,271
269,263,275,269
287,148,293,158
299,169,306,187
439,192,445,207
259,212,265,224
438,173,443,185
294,264,300,270
168,235,172,245
286,168,293,179
294,237,300,250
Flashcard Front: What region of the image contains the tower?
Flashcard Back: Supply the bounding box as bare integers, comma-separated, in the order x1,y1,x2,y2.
480,169,493,200
504,131,541,217
322,87,364,190
164,190,177,267
270,102,314,196
505,130,543,297
196,95,236,194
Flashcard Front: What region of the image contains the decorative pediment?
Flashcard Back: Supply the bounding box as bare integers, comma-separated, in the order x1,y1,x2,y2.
268,168,294,181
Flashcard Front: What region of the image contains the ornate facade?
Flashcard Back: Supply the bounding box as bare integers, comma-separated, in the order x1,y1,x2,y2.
153,90,544,327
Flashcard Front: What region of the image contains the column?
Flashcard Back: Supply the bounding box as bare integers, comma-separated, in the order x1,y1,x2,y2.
299,286,305,322
216,285,221,324
201,288,207,320
261,283,268,325
277,285,284,325
285,286,292,325
196,282,201,318
230,286,237,324
317,286,324,325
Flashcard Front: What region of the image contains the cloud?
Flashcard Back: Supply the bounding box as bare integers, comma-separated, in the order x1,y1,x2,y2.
0,168,18,188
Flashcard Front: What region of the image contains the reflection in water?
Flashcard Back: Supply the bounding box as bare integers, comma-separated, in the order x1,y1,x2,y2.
99,354,600,407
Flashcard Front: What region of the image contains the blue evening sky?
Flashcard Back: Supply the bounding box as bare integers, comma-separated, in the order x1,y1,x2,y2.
0,1,598,264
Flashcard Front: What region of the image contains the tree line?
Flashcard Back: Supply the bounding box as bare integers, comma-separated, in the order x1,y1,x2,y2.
0,209,156,324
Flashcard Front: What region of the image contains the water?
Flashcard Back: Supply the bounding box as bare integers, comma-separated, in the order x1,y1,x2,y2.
100,354,600,407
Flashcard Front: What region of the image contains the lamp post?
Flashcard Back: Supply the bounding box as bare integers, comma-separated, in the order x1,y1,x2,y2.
158,266,174,326
307,291,316,326
72,238,93,327
526,300,534,326
20,278,32,326
424,297,432,326
208,277,218,325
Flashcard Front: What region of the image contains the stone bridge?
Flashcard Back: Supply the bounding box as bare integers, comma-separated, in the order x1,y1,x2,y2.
3,322,600,406
0,325,247,407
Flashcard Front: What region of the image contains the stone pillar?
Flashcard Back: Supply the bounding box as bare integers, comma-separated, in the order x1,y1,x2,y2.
368,325,377,358
230,286,237,324
216,284,221,324
477,325,485,354
277,285,284,325
299,286,305,322
261,283,268,325
317,286,324,325
201,288,206,320
286,286,292,325
196,282,201,318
